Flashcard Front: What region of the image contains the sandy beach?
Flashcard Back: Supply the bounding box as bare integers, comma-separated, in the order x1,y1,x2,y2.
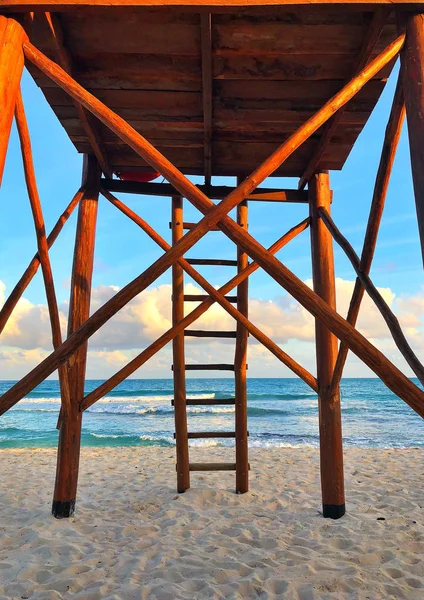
0,446,423,599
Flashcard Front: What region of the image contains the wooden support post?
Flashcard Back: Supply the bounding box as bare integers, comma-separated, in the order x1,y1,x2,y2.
309,172,345,519
171,195,190,492
0,16,26,185
401,13,424,265
52,154,100,518
235,185,249,493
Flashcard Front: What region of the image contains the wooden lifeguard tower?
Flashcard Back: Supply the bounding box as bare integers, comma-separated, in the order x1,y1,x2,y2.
0,1,423,520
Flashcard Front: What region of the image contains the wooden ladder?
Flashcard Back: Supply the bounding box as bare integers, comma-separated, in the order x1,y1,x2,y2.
171,195,249,494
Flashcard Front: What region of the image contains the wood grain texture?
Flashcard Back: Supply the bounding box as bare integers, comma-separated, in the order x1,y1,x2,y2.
171,195,190,493
0,17,27,185
200,13,212,183
52,155,100,518
23,8,398,177
235,194,249,494
309,172,345,517
2,1,421,9
401,13,424,266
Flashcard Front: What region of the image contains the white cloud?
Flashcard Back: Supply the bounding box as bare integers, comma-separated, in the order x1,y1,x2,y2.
1,277,424,379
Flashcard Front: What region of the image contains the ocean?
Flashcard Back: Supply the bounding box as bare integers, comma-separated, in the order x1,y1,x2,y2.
0,378,422,449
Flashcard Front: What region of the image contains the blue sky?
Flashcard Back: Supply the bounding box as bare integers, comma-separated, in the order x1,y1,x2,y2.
1,63,423,380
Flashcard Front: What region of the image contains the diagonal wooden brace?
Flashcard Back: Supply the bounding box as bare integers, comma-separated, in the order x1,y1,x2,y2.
0,187,84,335
319,205,424,387
81,211,312,412
330,73,406,393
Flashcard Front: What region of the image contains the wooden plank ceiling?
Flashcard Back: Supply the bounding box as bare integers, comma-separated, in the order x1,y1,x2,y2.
26,7,398,179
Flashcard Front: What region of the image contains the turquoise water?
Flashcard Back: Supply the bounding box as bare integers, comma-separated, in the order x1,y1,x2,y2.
0,378,422,449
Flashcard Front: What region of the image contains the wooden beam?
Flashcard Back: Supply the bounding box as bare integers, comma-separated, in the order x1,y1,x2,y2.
0,187,84,335
200,13,212,185
331,71,405,393
171,195,190,493
319,205,424,387
0,16,27,185
298,9,389,190
42,12,112,177
80,214,312,411
401,12,424,265
309,172,345,520
52,155,100,519
235,189,249,494
101,179,308,203
15,89,71,417
1,1,422,10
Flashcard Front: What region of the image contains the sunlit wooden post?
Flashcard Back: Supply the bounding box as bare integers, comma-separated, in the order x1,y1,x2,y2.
171,195,190,492
235,180,249,493
309,171,345,519
401,13,424,265
0,16,27,185
52,154,100,518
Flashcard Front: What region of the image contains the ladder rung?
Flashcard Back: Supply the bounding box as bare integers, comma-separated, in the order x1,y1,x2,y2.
174,431,237,439
172,364,247,371
186,258,238,267
172,398,235,406
173,364,235,371
184,330,237,338
184,294,238,303
187,463,251,472
189,463,236,471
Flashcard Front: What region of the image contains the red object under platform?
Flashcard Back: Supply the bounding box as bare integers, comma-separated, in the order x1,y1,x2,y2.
116,171,161,183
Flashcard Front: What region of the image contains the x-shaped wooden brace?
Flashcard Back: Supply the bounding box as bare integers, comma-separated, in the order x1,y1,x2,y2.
2,32,424,421
81,191,314,410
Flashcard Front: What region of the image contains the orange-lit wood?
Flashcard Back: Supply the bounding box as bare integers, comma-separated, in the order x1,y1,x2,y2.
172,195,190,492
401,13,424,265
1,2,420,11
0,16,27,185
52,155,100,518
235,197,249,494
309,171,345,519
